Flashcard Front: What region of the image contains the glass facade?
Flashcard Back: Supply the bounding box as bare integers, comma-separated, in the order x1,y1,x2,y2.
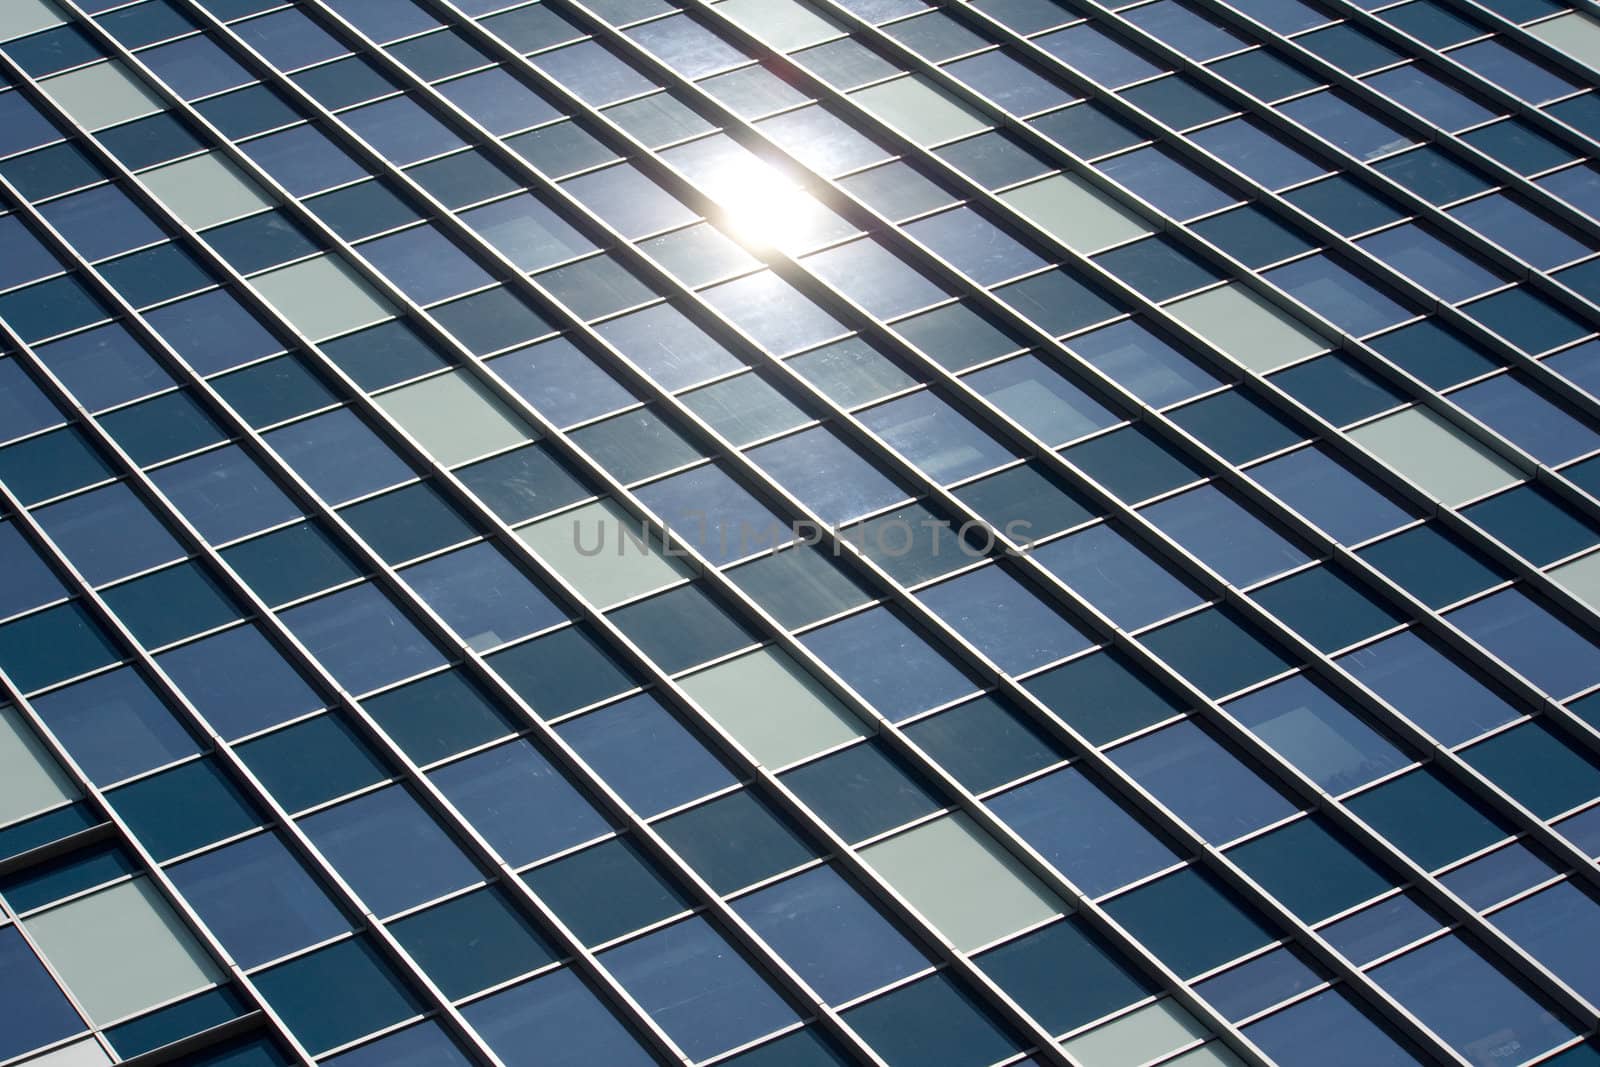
2,0,1600,1062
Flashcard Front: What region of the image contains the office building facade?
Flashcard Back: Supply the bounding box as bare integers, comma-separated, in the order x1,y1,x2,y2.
4,0,1600,1063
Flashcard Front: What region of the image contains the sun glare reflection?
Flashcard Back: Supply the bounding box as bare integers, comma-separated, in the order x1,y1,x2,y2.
695,151,840,254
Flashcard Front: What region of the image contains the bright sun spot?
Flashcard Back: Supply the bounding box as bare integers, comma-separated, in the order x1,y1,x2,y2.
697,152,835,254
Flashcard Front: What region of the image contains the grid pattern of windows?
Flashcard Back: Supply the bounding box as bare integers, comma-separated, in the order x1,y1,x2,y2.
3,0,1600,1063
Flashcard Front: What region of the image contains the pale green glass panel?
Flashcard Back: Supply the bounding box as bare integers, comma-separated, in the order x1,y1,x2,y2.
0,703,77,826
38,64,164,132
680,647,865,768
1551,551,1600,612
26,878,222,1025
713,0,844,51
518,498,690,607
0,0,64,41
1168,1042,1248,1067
1348,407,1520,506
1167,284,1328,373
1529,14,1600,68
377,371,535,467
1001,174,1151,254
1061,998,1209,1067
250,256,396,342
861,812,1064,951
139,154,275,231
22,1040,113,1067
849,77,989,146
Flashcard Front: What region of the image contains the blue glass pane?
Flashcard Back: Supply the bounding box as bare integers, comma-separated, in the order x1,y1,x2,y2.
977,915,1154,1034
363,668,515,763
1026,648,1187,745
1264,253,1414,336
749,426,909,525
1225,674,1408,793
108,757,261,860
149,445,301,544
601,917,799,1060
1357,223,1505,303
1140,605,1297,698
1142,484,1311,587
105,986,250,1059
145,289,284,375
859,390,1018,483
1098,146,1237,219
0,925,83,1061
238,713,389,812
1452,373,1600,465
1357,524,1508,608
157,624,323,739
1322,891,1444,966
281,583,446,694
843,972,1021,1067
266,409,414,505
1245,987,1424,1067
557,693,735,817
429,738,612,865
254,936,424,1055
169,831,350,968
525,835,688,945
0,519,65,620
1371,934,1576,1062
1248,446,1414,545
0,426,113,505
34,323,174,413
242,124,368,197
32,666,197,785
1489,881,1600,1005
916,565,1093,674
1227,816,1394,922
989,765,1181,896
1346,768,1512,869
401,543,564,652
1032,522,1205,630
2,842,138,914
801,606,980,720
389,885,555,998
634,463,789,566
461,193,594,272
784,740,943,842
656,790,818,893
357,224,493,304
1460,720,1600,819
300,784,480,915
37,182,165,262
1279,91,1414,161
597,302,744,391
0,601,120,692
1441,841,1558,910
343,95,465,165
904,695,1070,792
1196,944,1324,1022
964,354,1119,446
1111,719,1298,843
1448,588,1600,699
734,865,928,1003
464,967,658,1067
325,1021,473,1067
1103,867,1275,976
